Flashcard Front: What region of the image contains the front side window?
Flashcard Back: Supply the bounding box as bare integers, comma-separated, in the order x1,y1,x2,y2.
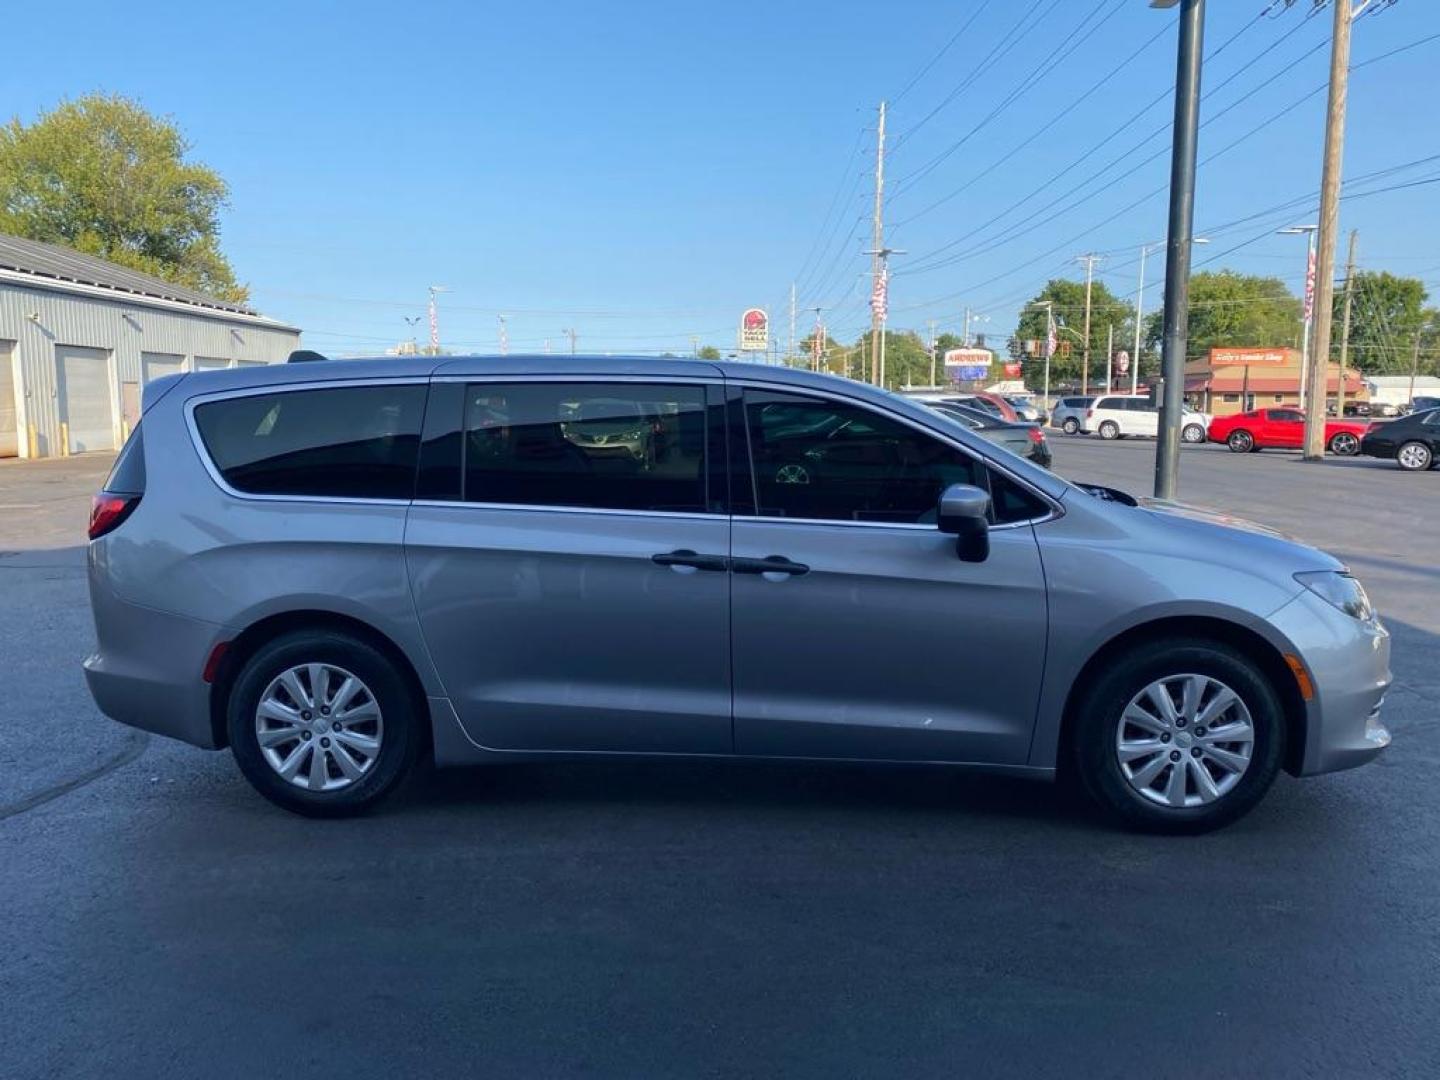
462,382,709,513
194,384,426,498
743,390,1044,525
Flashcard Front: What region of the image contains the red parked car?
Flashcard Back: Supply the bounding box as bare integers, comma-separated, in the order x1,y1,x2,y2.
1207,407,1368,455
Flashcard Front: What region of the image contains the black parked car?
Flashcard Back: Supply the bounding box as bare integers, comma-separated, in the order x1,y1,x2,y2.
1359,407,1440,471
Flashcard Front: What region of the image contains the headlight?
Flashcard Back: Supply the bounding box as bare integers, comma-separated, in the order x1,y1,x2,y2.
1295,570,1374,622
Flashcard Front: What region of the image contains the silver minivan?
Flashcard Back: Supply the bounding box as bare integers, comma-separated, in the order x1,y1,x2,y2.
84,356,1391,832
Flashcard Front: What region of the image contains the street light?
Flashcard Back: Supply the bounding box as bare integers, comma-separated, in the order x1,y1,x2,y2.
1279,225,1320,410
1133,237,1208,394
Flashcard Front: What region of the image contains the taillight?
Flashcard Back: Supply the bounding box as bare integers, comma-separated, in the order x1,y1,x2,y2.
88,493,140,539
1027,427,1044,444
1086,408,1095,418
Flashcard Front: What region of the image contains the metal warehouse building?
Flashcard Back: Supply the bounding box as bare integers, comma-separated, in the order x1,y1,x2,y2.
0,234,300,459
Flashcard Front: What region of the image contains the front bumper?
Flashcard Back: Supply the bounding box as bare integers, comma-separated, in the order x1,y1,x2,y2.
1267,587,1391,776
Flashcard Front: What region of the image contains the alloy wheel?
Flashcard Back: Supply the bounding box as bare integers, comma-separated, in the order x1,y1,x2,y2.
1063,418,1080,435
1397,441,1432,470
1183,424,1205,444
255,663,385,792
1115,673,1254,808
1227,431,1253,453
1329,432,1359,456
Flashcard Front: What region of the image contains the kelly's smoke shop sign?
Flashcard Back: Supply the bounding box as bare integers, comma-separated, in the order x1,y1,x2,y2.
739,308,769,352
1210,347,1288,366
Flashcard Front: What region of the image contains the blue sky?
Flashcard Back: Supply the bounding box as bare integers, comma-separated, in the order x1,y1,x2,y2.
5,0,1437,356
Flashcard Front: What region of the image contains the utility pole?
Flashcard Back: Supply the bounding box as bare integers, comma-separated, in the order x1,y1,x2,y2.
1077,254,1101,397
563,328,577,355
1336,229,1358,418
403,315,421,354
788,283,797,364
1105,324,1114,393
1408,332,1421,406
928,319,939,386
691,335,699,358
497,315,508,356
427,285,449,354
962,307,971,347
1153,0,1205,501
868,101,887,385
1032,300,1056,412
1304,0,1363,460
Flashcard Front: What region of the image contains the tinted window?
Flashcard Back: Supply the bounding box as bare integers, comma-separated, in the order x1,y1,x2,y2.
463,382,709,513
105,422,145,493
744,390,994,525
1423,409,1440,427
1267,409,1303,422
195,385,425,498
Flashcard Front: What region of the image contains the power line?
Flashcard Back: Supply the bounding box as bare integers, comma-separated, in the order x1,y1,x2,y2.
890,0,998,106
890,0,1124,198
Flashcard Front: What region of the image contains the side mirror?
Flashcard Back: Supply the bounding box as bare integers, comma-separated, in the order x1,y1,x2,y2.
937,483,990,563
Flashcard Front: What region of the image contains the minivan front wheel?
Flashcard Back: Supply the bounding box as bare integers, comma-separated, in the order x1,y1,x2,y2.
227,630,423,816
1072,638,1284,833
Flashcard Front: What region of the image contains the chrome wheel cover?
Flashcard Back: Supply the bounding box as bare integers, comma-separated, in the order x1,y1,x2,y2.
255,663,384,792
1115,673,1254,808
1183,424,1205,443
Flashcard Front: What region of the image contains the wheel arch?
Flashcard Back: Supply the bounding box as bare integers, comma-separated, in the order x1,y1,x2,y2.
207,609,431,752
1055,615,1309,778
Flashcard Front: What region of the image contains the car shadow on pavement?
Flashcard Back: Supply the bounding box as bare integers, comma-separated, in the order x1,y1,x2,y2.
404,756,1103,831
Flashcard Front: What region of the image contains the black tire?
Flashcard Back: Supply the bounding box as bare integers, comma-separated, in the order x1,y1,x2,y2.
1182,423,1206,444
1071,638,1285,834
1226,430,1253,453
227,630,424,817
1396,440,1433,472
1062,417,1080,435
1327,431,1360,457
1098,420,1120,440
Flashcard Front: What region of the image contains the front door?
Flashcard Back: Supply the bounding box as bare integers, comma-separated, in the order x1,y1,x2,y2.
405,379,733,754
1265,408,1305,447
729,387,1050,765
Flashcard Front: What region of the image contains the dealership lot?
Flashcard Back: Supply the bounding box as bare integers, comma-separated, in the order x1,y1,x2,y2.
2,442,1438,1079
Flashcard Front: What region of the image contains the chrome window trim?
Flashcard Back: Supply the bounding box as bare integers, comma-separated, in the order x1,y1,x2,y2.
728,379,1063,529
433,373,719,386
183,378,430,506
410,500,726,523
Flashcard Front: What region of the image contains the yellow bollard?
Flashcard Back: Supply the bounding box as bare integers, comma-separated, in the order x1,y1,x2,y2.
59,421,69,457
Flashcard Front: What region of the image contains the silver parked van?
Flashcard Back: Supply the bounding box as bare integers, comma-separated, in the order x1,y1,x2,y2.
84,356,1391,831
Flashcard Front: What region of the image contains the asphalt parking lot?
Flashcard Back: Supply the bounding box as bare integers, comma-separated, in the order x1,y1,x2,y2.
2,439,1437,1079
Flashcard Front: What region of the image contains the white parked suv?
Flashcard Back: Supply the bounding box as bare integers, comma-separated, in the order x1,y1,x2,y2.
1087,395,1210,443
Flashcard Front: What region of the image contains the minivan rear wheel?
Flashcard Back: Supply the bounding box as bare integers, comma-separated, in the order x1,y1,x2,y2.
227,630,423,817
1071,638,1284,833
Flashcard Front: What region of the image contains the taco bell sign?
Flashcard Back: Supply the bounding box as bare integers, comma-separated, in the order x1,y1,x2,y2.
739,308,769,352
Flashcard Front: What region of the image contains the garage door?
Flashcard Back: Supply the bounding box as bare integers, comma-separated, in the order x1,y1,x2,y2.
56,345,115,454
194,357,231,372
142,351,186,383
1,340,16,458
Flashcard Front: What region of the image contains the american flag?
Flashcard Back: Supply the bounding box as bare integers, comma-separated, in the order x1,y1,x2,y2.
870,268,889,322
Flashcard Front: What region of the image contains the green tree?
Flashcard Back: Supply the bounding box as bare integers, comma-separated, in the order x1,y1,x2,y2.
1142,270,1299,363
1014,279,1134,389
1335,271,1431,375
695,345,722,360
0,94,245,301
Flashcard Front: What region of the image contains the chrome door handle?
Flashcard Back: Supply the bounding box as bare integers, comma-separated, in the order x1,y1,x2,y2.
652,549,730,572
731,555,809,577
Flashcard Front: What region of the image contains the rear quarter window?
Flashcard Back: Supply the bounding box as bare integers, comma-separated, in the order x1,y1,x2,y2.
105,423,146,493
194,384,427,498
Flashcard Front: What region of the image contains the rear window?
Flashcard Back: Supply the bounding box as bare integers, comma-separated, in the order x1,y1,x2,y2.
105,423,146,493
194,385,426,498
